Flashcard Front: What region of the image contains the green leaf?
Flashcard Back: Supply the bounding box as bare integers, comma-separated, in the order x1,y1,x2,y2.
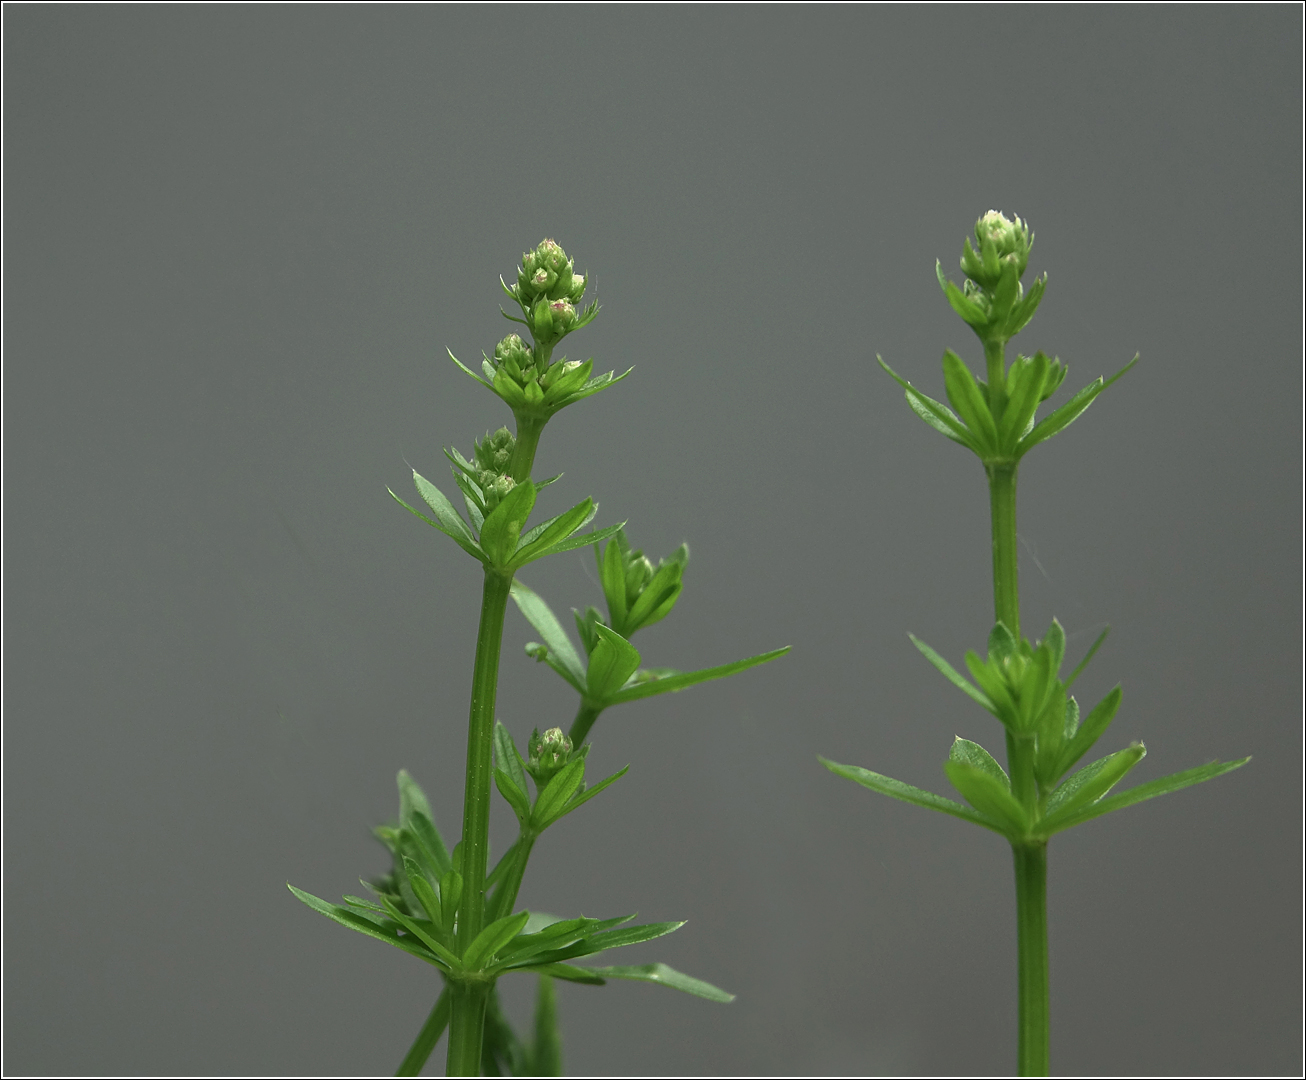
495,767,532,826
819,757,1006,834
438,870,463,934
510,581,588,691
1005,273,1046,338
600,535,629,628
518,962,607,985
586,623,643,700
402,856,443,924
485,839,520,892
1040,618,1066,680
398,769,433,830
878,356,981,452
463,911,532,970
998,350,1048,449
550,366,634,409
1040,743,1147,831
289,884,446,968
587,963,735,1003
479,479,537,567
624,561,684,632
964,650,1017,721
909,635,995,712
380,894,463,969
943,758,1029,836
390,488,486,563
447,348,494,390
1035,758,1250,836
574,920,684,956
1017,355,1138,456
532,758,587,828
986,622,1018,665
937,261,989,327
541,765,629,824
495,722,530,801
538,519,627,557
606,647,790,706
1054,686,1123,778
1065,627,1110,690
512,498,599,568
949,737,1010,787
408,812,453,882
942,349,999,451
413,471,481,546
493,917,600,966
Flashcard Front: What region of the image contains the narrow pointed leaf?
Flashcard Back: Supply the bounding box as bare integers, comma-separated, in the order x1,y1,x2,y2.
1065,627,1110,690
396,990,452,1078
909,635,995,711
949,738,1010,787
495,722,530,800
408,812,453,881
463,911,532,970
878,356,982,451
1054,686,1123,778
998,350,1048,448
537,519,627,557
513,498,598,567
447,348,494,389
942,349,999,450
819,758,1007,834
1040,743,1147,831
510,580,587,689
574,920,684,956
587,963,735,1003
380,895,463,969
606,647,789,705
289,884,446,968
531,758,587,828
495,767,532,825
1036,758,1250,835
390,489,485,562
544,765,629,823
943,759,1029,835
518,963,607,985
1017,355,1138,455
413,472,480,545
398,769,433,829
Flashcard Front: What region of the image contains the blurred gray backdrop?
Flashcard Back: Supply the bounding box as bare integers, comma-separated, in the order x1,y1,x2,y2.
4,7,1301,1077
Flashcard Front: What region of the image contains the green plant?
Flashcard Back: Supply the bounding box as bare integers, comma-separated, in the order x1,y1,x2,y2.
821,212,1248,1076
289,239,787,1076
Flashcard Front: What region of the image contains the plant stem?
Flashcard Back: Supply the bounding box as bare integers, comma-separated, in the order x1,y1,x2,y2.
984,337,1008,422
510,415,546,484
1012,842,1050,1076
986,462,1021,640
568,700,604,746
396,986,450,1077
447,979,492,1077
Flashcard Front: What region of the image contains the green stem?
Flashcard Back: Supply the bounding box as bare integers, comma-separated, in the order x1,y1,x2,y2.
396,986,450,1077
986,462,1021,640
984,337,1008,422
1013,842,1050,1076
447,979,492,1077
567,700,605,747
509,414,546,484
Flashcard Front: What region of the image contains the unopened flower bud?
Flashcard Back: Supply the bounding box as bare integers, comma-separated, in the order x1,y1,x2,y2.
494,334,534,378
481,473,516,513
548,299,577,333
527,726,573,785
973,210,1031,279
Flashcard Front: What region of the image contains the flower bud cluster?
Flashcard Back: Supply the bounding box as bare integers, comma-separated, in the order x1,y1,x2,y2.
526,726,573,787
939,210,1045,346
597,529,689,641
506,238,590,348
456,427,517,516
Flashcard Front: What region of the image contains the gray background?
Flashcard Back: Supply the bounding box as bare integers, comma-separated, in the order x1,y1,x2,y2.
4,7,1301,1077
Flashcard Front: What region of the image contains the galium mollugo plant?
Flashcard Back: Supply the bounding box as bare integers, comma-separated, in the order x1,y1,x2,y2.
821,212,1249,1076
289,239,787,1076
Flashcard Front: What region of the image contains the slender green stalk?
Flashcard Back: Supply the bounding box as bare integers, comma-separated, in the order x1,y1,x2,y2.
986,462,1021,640
984,337,1008,421
1013,842,1050,1076
510,415,546,484
568,700,604,746
396,987,450,1077
447,980,493,1077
